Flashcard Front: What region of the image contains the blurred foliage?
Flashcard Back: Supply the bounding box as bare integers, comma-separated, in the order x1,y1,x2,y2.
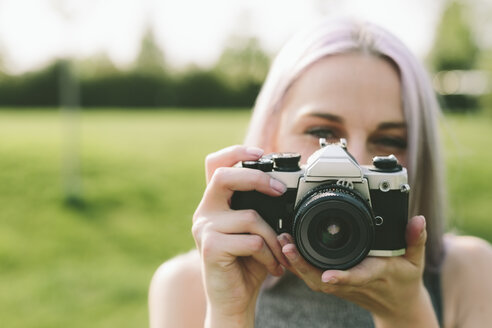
1,1,490,111
429,1,479,71
477,49,492,116
213,36,270,87
75,53,120,80
0,29,270,108
428,0,481,111
133,27,167,76
0,62,61,106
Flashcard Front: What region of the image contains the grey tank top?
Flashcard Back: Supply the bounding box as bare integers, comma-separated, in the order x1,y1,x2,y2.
255,271,443,328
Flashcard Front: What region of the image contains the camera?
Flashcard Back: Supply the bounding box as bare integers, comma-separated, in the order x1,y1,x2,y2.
231,139,410,270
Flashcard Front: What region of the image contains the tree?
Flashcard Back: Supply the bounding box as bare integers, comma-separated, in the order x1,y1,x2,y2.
429,0,479,71
476,49,492,116
428,0,481,110
0,41,6,76
214,36,270,87
74,53,119,79
210,36,271,107
133,26,166,75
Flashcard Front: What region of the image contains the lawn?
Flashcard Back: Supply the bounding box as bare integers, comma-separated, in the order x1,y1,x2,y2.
0,108,490,327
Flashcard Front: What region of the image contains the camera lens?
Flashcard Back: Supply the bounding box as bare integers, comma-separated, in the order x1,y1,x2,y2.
317,215,350,249
293,185,374,270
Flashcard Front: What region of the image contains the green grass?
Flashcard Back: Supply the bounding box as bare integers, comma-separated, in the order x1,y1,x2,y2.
441,112,492,239
0,108,490,327
0,108,250,328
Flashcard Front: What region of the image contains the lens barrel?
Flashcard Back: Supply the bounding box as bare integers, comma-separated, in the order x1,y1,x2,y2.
293,184,374,270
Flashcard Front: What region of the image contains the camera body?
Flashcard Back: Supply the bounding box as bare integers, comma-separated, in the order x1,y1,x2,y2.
231,139,410,270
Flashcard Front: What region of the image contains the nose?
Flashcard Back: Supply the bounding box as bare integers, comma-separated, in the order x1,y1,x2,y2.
346,139,372,165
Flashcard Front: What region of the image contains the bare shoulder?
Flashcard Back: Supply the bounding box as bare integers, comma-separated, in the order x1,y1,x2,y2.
442,234,492,328
149,249,206,328
442,234,492,275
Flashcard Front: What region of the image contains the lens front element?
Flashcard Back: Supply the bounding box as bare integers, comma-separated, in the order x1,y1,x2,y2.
317,214,350,250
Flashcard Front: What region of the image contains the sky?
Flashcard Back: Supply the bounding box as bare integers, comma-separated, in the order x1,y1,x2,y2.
0,0,448,74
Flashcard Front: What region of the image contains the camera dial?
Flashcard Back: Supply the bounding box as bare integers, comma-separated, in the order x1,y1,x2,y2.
371,154,402,172
241,158,274,172
272,153,301,172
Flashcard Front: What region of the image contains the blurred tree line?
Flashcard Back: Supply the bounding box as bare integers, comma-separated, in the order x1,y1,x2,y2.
428,0,492,112
0,0,491,111
0,29,270,108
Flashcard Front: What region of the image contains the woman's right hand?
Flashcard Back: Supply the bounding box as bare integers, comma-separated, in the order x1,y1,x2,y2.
192,145,289,328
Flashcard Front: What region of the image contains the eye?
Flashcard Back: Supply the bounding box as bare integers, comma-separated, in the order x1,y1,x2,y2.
305,127,340,141
372,136,407,150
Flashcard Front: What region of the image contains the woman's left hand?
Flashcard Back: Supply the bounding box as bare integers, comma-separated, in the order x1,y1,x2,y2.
279,215,439,328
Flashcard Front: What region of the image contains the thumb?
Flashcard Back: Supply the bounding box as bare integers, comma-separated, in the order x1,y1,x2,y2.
404,215,427,267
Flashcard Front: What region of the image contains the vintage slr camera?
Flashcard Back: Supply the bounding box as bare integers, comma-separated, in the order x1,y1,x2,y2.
231,139,410,270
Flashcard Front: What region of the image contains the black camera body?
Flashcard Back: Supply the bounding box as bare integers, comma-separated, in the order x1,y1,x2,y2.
231,139,410,270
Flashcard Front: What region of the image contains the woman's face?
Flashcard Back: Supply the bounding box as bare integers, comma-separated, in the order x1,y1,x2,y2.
274,53,407,167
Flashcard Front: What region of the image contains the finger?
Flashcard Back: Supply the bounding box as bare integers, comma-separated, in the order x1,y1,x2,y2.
201,167,286,210
321,257,387,286
207,210,289,267
277,233,295,270
205,145,264,183
281,240,322,280
277,233,291,248
278,232,387,287
404,215,427,267
204,233,283,277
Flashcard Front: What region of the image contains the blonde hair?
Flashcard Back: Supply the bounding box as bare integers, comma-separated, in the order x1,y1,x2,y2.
244,18,445,271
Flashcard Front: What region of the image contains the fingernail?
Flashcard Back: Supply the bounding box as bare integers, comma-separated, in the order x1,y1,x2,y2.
270,178,287,194
284,250,298,262
277,234,288,247
246,146,264,157
322,276,338,284
285,234,294,244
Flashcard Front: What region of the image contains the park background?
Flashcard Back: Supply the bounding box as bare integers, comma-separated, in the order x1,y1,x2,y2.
0,0,491,327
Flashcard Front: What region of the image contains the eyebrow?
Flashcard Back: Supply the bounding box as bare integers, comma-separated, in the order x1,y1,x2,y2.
306,112,407,130
377,122,407,130
309,112,344,123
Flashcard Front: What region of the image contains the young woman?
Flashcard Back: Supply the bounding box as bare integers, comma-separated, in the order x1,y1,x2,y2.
149,18,492,328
